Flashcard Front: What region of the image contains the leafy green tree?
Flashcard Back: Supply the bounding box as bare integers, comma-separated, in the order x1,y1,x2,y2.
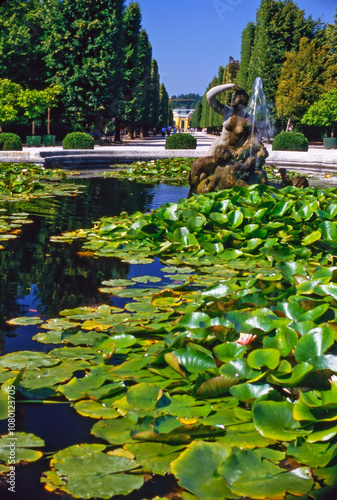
135,30,153,137
149,59,160,130
221,59,240,107
18,88,49,135
158,83,169,127
247,0,320,103
41,85,62,135
0,0,47,88
170,94,202,109
275,37,337,124
200,82,212,129
237,22,255,91
302,88,337,137
123,2,142,138
190,101,202,129
43,0,125,129
325,7,337,65
0,79,23,132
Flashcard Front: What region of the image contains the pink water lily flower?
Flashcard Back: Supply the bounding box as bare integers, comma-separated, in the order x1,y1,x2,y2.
236,333,257,345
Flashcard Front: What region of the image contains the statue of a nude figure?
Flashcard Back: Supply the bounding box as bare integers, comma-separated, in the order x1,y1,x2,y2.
188,83,269,197
207,83,251,157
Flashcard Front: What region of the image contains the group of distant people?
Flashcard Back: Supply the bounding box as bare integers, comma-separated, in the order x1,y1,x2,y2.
160,126,196,137
161,125,177,137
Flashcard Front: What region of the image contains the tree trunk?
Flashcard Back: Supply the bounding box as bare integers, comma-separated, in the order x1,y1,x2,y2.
286,118,291,132
127,123,134,139
32,120,35,135
47,107,51,135
140,125,148,138
114,120,121,142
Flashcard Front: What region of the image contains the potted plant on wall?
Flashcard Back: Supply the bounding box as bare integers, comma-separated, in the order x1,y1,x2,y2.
41,84,62,146
302,88,337,149
18,88,47,146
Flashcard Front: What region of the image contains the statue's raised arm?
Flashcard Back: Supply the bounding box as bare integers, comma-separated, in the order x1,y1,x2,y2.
207,83,244,116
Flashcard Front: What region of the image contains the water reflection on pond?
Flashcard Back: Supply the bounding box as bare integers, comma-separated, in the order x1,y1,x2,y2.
0,176,188,500
1,177,188,355
1,171,332,499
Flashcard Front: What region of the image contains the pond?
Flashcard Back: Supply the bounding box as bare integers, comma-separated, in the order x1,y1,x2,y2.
2,167,337,500
0,176,188,499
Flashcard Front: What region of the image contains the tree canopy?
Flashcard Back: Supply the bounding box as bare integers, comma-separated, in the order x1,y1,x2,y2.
247,0,321,103
275,37,337,123
302,88,337,137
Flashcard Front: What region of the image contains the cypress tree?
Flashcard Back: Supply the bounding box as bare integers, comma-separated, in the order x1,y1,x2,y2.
190,101,202,129
237,22,256,90
0,0,47,89
149,59,160,130
221,59,240,107
158,83,169,128
200,81,212,129
276,37,337,123
135,30,153,137
325,8,337,65
247,0,320,104
43,0,125,129
123,2,142,138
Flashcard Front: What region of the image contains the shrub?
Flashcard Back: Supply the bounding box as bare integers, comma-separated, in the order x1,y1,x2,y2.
0,133,22,151
62,132,94,150
165,133,197,149
272,131,308,151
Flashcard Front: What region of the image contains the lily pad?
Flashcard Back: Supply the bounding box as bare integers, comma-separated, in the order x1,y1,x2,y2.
171,440,235,500
0,433,44,464
220,449,313,499
43,443,143,499
253,400,309,441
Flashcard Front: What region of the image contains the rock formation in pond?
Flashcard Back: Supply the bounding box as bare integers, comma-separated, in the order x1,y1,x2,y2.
188,82,308,197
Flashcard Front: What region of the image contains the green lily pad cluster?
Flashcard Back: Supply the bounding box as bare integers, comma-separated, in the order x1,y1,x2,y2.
0,210,33,249
108,158,195,185
51,184,337,267
3,183,337,499
0,162,81,201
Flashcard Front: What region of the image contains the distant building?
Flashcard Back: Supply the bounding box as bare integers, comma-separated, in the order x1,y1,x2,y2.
172,109,194,131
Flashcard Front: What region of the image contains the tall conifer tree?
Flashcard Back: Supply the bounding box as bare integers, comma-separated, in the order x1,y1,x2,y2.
149,59,160,130
191,101,202,129
43,0,125,128
158,83,169,127
247,0,319,104
325,8,337,65
0,0,47,88
123,2,142,138
200,82,211,129
135,30,153,137
276,37,337,123
237,22,255,91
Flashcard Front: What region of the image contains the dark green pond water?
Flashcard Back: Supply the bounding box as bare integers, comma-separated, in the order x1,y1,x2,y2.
0,177,188,499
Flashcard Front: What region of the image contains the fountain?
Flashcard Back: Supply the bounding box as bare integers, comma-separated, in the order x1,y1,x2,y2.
188,78,308,197
247,77,273,157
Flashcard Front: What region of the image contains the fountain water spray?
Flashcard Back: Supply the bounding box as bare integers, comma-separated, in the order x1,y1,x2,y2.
247,77,274,157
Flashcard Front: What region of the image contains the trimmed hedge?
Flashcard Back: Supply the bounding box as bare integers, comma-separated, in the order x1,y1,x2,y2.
165,133,197,149
0,133,22,151
62,132,94,150
272,131,308,151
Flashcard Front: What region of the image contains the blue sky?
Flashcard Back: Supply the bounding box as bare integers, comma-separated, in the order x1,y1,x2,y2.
127,0,336,97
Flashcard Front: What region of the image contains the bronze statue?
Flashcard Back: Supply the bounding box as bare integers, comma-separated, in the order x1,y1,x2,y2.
188,83,307,197
207,83,252,157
